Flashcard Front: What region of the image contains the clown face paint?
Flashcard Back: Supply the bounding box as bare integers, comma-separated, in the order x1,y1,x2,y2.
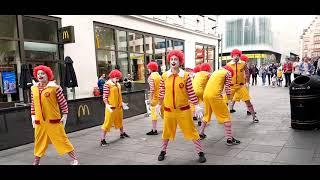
37,70,48,83
170,55,180,69
233,54,240,63
111,77,119,83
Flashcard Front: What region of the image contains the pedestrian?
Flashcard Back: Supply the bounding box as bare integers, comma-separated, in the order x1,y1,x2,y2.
200,65,241,146
267,63,273,85
271,74,277,88
277,66,283,87
146,62,163,135
97,74,106,95
192,63,211,127
100,69,130,146
156,49,206,163
227,49,259,123
316,57,320,76
31,65,79,165
259,63,267,86
293,57,301,78
283,58,293,87
299,57,313,76
250,64,259,86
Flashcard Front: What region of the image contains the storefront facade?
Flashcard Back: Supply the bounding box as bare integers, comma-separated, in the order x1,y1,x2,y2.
54,15,219,99
0,15,63,107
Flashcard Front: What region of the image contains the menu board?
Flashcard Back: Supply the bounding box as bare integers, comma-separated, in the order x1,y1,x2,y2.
2,71,16,94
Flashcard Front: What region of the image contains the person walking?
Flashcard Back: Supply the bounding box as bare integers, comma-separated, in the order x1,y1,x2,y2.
299,57,313,76
259,63,267,86
250,64,259,86
283,58,293,87
293,57,301,78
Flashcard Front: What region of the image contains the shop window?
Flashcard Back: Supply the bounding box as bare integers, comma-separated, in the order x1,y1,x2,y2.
154,37,166,72
118,51,129,78
195,44,204,65
94,26,115,50
23,16,58,43
166,39,173,52
24,41,58,61
145,35,153,54
128,32,144,53
116,30,127,51
173,40,184,50
96,49,116,76
0,15,18,39
0,40,20,103
129,53,145,83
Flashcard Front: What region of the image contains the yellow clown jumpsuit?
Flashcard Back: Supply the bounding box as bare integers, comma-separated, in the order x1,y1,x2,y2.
226,60,250,102
148,72,164,120
101,80,123,132
161,71,200,141
193,71,210,103
203,69,231,124
32,85,74,157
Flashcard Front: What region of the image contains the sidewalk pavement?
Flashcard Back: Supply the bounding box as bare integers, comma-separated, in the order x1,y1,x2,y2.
1,85,320,165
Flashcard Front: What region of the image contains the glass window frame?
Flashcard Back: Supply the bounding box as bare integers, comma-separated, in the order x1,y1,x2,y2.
195,43,215,71
93,21,185,83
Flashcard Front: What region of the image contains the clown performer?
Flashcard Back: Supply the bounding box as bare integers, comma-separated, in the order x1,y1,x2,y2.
146,61,163,135
192,63,212,127
227,49,259,123
190,65,201,122
228,54,253,116
156,50,206,163
30,65,79,165
199,66,241,145
100,69,130,146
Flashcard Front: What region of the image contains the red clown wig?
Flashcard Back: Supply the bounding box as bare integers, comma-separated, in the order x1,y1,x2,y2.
33,65,54,81
147,62,158,72
200,63,211,72
240,55,249,62
193,65,201,73
222,65,234,77
109,69,122,79
167,50,185,65
231,49,242,57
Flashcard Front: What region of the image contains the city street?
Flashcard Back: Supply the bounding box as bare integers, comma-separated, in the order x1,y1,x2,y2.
1,85,320,165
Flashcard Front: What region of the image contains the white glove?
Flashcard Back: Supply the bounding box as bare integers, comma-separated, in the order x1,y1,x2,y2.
195,104,204,120
106,104,113,112
31,115,35,128
228,100,233,110
60,114,67,128
155,104,161,116
122,102,129,110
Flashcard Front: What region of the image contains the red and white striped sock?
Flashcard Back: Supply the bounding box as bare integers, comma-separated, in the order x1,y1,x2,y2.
101,131,106,140
200,121,207,135
231,101,235,110
161,139,169,152
120,127,124,134
68,150,78,161
33,156,40,165
246,103,256,118
224,121,232,140
192,139,203,154
152,120,157,131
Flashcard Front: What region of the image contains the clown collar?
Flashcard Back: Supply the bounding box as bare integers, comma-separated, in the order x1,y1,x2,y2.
107,79,120,86
34,81,59,88
166,68,185,78
229,60,243,64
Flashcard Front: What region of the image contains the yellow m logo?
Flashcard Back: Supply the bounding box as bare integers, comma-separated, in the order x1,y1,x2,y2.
78,105,90,118
62,31,69,40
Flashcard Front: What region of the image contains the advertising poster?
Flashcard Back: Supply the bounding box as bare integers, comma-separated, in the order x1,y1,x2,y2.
2,71,16,94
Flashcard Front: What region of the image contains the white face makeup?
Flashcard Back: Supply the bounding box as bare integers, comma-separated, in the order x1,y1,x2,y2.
37,70,48,83
170,55,180,68
111,77,119,83
233,54,240,62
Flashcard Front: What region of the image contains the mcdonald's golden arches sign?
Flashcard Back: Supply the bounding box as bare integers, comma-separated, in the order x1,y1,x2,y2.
59,26,75,44
78,104,90,118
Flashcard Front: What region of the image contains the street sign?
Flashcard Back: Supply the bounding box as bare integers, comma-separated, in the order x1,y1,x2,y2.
59,26,75,44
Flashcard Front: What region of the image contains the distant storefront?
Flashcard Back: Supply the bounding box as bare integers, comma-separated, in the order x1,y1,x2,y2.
0,15,63,106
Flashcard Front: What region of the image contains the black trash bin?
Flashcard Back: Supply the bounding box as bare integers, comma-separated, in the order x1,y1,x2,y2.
290,75,320,130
